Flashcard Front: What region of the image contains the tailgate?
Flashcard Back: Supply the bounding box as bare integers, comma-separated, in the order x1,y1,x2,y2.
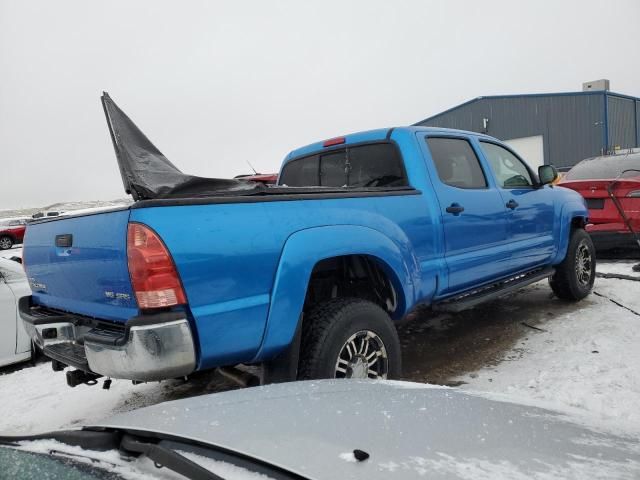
23,209,137,322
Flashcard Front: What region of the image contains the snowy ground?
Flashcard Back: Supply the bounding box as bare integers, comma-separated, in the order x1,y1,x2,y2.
0,246,22,260
0,254,639,440
458,262,640,436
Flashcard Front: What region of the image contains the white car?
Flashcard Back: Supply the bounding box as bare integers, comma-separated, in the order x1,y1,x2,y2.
0,258,33,367
1,380,639,479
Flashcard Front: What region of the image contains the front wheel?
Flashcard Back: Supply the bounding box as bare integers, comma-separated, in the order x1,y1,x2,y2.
298,298,401,380
0,236,13,250
550,228,596,301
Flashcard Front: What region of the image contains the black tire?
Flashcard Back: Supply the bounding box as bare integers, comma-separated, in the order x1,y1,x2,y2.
550,228,596,301
0,236,13,250
298,297,401,380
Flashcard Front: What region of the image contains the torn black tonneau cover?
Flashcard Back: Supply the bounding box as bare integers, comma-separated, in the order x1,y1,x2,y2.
101,92,264,201
100,92,418,204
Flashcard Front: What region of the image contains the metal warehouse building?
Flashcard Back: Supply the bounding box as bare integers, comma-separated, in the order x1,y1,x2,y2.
415,80,640,170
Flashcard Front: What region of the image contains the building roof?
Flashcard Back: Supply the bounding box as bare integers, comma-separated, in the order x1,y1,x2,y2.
416,90,640,125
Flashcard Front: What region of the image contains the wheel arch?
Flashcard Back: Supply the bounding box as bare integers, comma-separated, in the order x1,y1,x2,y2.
253,225,417,362
553,201,589,265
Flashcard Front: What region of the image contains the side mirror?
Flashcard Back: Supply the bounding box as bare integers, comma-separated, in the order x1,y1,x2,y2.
538,165,558,186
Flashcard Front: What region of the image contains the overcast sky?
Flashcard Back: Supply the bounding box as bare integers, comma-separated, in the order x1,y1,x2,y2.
1,0,639,209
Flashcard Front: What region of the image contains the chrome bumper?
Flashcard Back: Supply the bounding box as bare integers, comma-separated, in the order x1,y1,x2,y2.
84,319,196,381
19,297,196,382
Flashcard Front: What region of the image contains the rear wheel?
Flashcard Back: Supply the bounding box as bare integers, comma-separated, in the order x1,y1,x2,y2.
298,298,401,380
0,236,13,250
550,228,595,300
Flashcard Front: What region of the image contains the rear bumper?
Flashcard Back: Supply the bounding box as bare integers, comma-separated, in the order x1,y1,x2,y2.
19,296,196,381
587,231,640,252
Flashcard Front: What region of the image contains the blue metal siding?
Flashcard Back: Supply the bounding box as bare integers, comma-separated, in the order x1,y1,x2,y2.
636,100,640,147
607,94,636,150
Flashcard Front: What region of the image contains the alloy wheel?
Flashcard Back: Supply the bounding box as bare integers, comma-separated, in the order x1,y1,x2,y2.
575,241,593,287
335,330,389,379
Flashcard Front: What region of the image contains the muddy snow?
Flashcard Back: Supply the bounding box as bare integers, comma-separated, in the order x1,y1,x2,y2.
0,256,639,439
458,266,640,436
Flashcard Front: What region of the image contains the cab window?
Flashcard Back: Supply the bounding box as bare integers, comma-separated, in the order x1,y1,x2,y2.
425,137,487,189
279,143,407,188
480,141,534,188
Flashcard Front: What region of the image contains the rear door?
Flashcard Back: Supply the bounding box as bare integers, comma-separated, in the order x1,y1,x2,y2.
420,135,510,294
477,140,555,271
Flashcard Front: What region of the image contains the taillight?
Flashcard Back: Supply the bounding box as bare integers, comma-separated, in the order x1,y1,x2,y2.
127,223,186,309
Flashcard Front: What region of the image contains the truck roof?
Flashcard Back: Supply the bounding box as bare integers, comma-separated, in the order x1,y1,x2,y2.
284,126,497,164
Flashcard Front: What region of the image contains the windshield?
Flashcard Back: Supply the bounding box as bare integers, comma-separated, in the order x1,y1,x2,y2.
1,435,281,480
0,446,121,480
564,153,640,180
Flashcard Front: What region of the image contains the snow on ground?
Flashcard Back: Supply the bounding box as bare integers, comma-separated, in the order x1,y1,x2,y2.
596,259,640,278
0,199,131,221
458,267,640,436
0,260,639,440
0,364,177,434
0,246,22,259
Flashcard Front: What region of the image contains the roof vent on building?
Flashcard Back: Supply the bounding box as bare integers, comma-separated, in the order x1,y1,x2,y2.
582,79,610,91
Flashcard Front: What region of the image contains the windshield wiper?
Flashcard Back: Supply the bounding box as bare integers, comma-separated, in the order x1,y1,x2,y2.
121,434,224,480
0,430,224,480
0,429,120,451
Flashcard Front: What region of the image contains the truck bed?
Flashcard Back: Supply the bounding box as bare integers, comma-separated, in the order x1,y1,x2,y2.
24,186,427,369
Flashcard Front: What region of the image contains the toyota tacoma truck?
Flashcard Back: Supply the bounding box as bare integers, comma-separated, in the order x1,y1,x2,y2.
20,94,594,387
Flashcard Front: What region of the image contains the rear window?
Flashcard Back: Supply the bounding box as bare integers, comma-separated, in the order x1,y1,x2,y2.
426,137,487,189
279,143,407,188
565,153,640,180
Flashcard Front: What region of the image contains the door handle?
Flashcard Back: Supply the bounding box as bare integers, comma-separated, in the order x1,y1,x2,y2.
445,203,465,215
506,199,519,210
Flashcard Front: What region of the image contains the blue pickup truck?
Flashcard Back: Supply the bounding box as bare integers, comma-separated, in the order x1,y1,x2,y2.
20,94,594,387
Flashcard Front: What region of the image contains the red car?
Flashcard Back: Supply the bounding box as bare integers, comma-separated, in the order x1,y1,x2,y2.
0,218,28,250
560,151,640,252
235,173,278,184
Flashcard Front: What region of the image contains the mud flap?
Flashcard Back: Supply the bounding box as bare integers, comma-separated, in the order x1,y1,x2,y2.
260,317,302,384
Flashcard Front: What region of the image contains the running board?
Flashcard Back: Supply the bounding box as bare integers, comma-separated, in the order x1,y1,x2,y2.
433,267,555,313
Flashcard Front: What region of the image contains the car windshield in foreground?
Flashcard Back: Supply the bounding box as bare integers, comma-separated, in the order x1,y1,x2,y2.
0,430,288,480
0,446,121,479
564,152,640,180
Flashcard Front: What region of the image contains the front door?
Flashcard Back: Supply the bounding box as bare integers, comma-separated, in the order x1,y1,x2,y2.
421,135,511,294
477,140,555,271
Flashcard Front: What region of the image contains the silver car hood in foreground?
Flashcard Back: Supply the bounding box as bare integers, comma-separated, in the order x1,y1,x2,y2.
95,380,640,479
